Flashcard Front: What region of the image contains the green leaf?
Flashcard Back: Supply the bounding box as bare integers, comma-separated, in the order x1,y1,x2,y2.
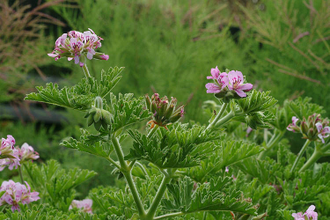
61,128,113,158
107,93,151,132
126,123,222,169
234,90,278,115
289,97,325,119
24,160,96,211
163,176,257,216
25,67,123,110
185,140,263,182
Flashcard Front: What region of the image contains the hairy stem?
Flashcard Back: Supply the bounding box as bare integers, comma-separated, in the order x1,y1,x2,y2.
111,136,146,217
18,166,24,184
290,139,311,173
204,102,228,133
82,62,91,78
299,145,323,172
258,131,284,160
107,156,121,169
215,110,235,127
154,212,184,219
146,171,173,219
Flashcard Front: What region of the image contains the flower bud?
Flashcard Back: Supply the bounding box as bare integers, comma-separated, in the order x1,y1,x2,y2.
145,93,184,128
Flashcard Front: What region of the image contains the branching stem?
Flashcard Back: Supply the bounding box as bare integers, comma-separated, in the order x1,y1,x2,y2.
145,169,173,219
204,102,228,133
111,135,146,217
290,139,311,173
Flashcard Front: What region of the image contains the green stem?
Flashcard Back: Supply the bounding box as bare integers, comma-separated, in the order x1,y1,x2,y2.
111,136,146,217
154,212,184,219
107,156,121,169
204,103,228,133
82,62,91,78
146,172,172,219
299,146,323,172
290,139,311,173
18,166,24,184
258,131,284,160
214,110,235,128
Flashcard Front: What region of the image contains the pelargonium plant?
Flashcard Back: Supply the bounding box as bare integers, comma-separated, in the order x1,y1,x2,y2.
1,28,330,219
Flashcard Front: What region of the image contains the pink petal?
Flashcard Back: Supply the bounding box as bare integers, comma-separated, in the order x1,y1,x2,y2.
239,83,253,91
205,83,221,93
210,66,220,79
315,122,323,133
235,89,247,97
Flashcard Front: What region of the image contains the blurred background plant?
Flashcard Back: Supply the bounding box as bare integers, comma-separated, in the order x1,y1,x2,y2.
1,0,329,199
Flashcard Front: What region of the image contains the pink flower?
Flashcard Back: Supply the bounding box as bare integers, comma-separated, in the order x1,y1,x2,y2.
246,127,253,137
48,28,108,67
19,143,39,162
205,67,229,93
69,199,93,214
225,167,229,172
227,70,253,97
292,212,305,220
0,135,17,159
315,122,330,143
287,116,300,132
0,180,40,212
304,205,318,220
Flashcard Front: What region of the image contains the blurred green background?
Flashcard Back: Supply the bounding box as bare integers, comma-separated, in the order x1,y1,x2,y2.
1,0,329,197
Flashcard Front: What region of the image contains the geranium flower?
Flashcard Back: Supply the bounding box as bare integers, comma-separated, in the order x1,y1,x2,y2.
287,116,299,132
292,212,304,220
205,67,228,94
227,70,253,97
304,205,318,220
48,28,109,67
0,180,40,212
315,122,330,143
19,143,39,162
69,199,93,214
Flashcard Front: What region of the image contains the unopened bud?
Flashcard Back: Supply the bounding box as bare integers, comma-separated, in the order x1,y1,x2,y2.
94,96,103,109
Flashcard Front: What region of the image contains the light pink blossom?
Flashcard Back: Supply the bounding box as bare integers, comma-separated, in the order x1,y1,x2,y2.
69,199,93,214
48,28,108,67
304,205,318,220
0,135,17,159
292,212,305,220
19,143,39,162
0,180,40,212
227,70,253,97
315,122,330,143
287,116,299,132
205,67,229,93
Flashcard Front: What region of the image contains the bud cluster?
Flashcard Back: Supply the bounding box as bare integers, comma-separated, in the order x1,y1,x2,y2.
48,29,109,67
205,67,253,101
84,96,112,131
145,93,184,129
287,114,330,143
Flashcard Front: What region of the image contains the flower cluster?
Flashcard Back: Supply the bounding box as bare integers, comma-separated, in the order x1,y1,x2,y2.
0,180,40,212
145,93,184,129
0,136,39,171
292,205,318,220
205,67,253,100
287,114,330,143
48,29,109,67
69,199,93,214
0,135,20,171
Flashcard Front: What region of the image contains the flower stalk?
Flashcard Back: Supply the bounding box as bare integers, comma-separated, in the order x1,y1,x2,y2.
290,139,311,173
145,169,173,219
111,135,146,217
